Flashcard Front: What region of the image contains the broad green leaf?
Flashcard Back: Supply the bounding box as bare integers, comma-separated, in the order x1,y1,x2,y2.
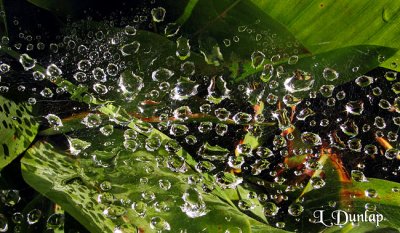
251,0,400,71
164,0,309,64
21,137,289,233
237,185,268,223
0,96,38,170
235,45,397,98
294,152,400,231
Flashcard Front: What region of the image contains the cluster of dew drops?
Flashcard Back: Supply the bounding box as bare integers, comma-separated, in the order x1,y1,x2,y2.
0,3,400,232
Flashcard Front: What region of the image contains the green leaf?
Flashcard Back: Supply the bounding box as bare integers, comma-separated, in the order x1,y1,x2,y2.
235,45,397,98
294,152,400,231
0,96,38,170
251,0,400,71
237,185,268,223
21,136,289,233
165,0,309,64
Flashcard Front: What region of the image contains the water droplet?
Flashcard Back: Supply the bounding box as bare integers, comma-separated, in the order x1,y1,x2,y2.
119,72,144,101
0,190,20,206
272,109,292,130
167,154,187,172
151,7,166,22
283,94,302,107
77,59,91,72
227,155,245,169
251,159,270,175
363,144,377,156
215,172,243,189
365,188,377,198
301,132,321,146
173,106,192,121
198,142,229,161
170,123,189,136
260,64,273,82
45,114,63,130
263,202,279,217
288,203,304,216
215,123,228,136
392,82,400,94
374,116,386,129
385,71,397,81
206,76,231,104
46,64,62,77
92,67,107,82
124,25,137,36
123,139,138,152
251,51,265,68
132,201,147,217
120,41,140,56
385,148,399,160
323,67,339,81
340,119,359,137
310,176,325,189
181,188,209,218
223,39,231,47
100,124,114,136
27,209,41,224
198,122,213,133
284,70,314,93
351,170,368,182
232,112,252,124
47,213,64,229
145,134,162,151
238,199,255,211
67,137,91,155
73,71,87,82
11,212,23,224
355,75,374,87
296,108,315,121
159,179,171,190
93,83,108,95
164,23,180,37
319,85,334,97
348,138,362,152
176,36,191,60
152,67,174,82
0,63,10,74
19,53,36,70
345,100,364,115
288,55,298,65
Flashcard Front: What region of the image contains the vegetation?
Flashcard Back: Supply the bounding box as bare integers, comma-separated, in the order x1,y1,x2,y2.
0,0,399,232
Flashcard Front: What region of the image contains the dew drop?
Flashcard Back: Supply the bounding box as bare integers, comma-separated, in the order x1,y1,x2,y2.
322,67,339,81
251,51,265,68
19,53,36,70
151,7,166,22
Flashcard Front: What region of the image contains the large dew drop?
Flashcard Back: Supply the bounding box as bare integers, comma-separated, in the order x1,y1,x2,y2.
251,51,265,68
19,53,36,70
118,71,144,101
198,142,229,161
322,67,339,81
181,188,209,218
284,70,314,93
